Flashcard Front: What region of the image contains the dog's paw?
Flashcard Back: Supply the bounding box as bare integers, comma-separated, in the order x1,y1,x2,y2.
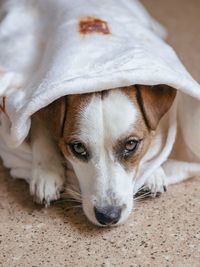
30,165,65,207
144,167,168,197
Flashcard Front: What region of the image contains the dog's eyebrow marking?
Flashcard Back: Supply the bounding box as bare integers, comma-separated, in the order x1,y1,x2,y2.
79,16,110,35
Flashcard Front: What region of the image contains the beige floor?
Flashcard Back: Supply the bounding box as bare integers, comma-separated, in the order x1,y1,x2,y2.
0,0,200,266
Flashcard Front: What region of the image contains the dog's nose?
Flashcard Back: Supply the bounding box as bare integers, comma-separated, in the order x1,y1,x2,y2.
94,206,121,225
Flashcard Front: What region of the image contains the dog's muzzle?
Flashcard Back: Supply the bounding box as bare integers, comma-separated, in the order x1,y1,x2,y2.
94,205,122,225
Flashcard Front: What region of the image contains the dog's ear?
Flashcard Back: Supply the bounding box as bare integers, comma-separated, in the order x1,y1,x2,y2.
35,96,67,141
136,84,176,130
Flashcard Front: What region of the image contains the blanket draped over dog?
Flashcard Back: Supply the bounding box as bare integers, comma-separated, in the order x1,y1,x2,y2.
0,0,200,193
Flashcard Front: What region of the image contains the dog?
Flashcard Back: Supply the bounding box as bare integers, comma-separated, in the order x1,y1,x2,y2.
30,84,176,226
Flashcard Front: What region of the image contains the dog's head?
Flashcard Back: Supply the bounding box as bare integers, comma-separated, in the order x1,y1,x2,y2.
38,85,176,226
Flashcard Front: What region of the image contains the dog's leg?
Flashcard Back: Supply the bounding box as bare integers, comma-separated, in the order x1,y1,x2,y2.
162,159,200,184
144,166,168,197
30,117,65,206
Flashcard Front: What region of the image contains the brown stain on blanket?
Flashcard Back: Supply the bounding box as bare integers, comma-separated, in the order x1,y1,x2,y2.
79,16,110,35
0,95,8,117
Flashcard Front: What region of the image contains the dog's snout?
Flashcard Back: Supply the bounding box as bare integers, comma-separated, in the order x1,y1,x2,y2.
94,206,122,225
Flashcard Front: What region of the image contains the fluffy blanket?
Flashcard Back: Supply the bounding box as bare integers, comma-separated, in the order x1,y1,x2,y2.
0,0,199,193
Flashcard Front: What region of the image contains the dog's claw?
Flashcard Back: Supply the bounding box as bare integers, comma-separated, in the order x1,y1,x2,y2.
163,185,167,192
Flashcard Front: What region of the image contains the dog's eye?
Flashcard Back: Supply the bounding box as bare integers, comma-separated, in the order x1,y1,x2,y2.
69,142,89,160
121,138,143,158
125,140,138,151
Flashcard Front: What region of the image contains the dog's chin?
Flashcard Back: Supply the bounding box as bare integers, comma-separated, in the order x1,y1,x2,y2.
82,198,134,227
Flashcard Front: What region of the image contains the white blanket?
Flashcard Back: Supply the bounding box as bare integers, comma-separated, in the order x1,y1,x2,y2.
0,0,199,192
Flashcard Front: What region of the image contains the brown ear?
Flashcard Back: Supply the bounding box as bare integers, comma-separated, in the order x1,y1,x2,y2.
136,84,176,130
35,96,67,141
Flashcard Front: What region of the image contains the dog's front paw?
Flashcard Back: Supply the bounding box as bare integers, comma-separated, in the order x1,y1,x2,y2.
144,167,168,197
30,165,65,207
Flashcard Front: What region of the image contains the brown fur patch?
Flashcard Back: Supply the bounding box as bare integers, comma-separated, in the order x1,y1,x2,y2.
34,97,67,141
135,84,176,130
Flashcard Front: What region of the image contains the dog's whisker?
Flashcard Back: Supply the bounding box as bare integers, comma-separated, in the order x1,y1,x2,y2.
134,191,150,198
58,204,82,208
63,188,81,195
63,196,82,202
61,188,82,202
57,198,82,204
61,191,81,198
134,196,149,202
134,192,151,199
133,192,151,201
134,195,151,201
53,204,82,211
136,185,146,193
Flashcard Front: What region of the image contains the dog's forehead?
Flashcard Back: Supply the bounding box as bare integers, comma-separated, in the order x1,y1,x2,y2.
68,88,139,143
